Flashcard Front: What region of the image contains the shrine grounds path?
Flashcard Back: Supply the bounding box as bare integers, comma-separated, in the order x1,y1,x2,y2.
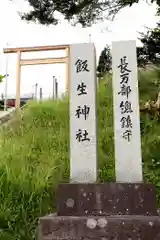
0,67,159,240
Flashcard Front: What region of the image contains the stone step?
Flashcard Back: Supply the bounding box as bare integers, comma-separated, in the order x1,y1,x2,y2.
39,214,160,240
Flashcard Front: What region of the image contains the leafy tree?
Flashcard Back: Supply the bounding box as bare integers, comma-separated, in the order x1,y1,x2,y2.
0,74,6,108
137,46,147,57
9,0,159,27
97,45,112,77
0,74,5,83
136,46,148,67
139,22,160,64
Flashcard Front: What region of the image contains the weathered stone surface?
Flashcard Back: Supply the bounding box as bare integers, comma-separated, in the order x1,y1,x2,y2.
57,183,157,216
112,40,142,183
39,214,160,240
69,43,98,183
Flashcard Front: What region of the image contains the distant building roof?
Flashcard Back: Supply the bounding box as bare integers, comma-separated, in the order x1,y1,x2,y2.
7,93,33,99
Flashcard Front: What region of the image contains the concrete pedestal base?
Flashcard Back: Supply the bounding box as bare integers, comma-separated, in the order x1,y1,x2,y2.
39,214,160,240
57,183,158,216
38,183,160,240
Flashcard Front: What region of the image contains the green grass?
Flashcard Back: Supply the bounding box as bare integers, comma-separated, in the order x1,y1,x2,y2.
0,68,160,239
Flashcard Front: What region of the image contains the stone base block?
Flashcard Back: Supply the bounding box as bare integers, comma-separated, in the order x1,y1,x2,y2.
57,183,157,216
39,214,160,240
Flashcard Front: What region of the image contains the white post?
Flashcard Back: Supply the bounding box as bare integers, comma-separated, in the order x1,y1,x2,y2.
70,43,98,183
32,83,38,100
52,76,56,100
55,79,58,99
40,87,42,100
112,40,142,183
4,43,9,111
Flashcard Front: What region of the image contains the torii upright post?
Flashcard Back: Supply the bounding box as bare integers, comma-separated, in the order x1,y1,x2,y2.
16,51,21,112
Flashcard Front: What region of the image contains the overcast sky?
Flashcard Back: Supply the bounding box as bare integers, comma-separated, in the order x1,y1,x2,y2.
0,0,158,99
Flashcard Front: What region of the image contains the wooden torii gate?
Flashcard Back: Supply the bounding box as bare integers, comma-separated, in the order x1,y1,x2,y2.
3,44,70,112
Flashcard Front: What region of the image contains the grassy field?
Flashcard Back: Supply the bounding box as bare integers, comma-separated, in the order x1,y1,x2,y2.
0,68,160,240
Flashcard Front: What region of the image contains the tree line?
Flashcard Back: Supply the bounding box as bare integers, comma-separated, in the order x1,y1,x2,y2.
9,0,160,28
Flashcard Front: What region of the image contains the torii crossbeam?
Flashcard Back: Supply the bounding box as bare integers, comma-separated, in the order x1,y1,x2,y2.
3,44,70,112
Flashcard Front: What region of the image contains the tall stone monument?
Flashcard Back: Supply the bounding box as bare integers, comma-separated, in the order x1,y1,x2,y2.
112,40,142,182
38,42,160,240
69,43,97,183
